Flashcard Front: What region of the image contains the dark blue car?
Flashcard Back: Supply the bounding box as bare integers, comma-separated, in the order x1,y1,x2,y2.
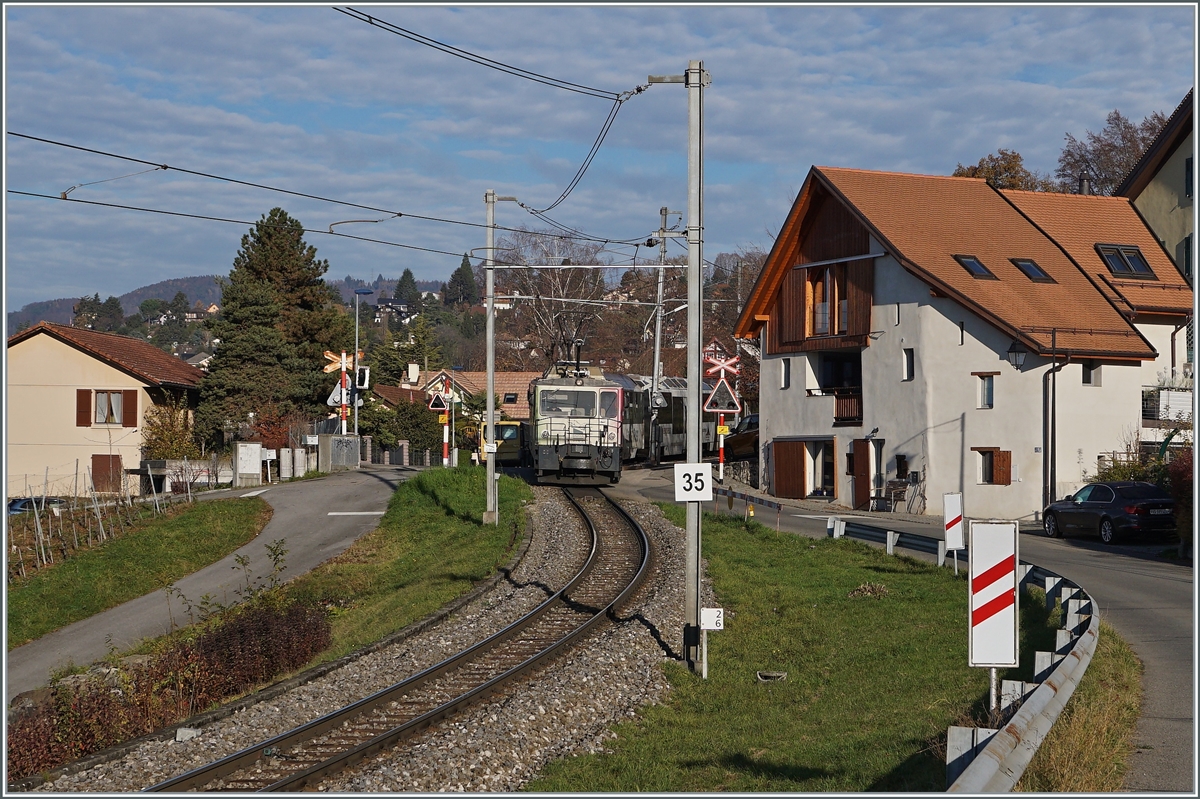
1043,481,1175,544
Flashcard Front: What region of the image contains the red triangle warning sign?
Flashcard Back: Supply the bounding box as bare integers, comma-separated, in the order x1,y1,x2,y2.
703,378,741,414
428,393,448,411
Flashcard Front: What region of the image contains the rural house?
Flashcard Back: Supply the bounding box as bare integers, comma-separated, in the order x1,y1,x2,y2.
734,166,1193,522
6,323,205,498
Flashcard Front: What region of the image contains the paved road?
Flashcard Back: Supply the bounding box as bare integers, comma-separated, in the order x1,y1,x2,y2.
6,465,412,703
607,466,1194,793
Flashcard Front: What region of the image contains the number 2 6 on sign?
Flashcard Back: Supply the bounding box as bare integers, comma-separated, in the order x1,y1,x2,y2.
674,463,713,502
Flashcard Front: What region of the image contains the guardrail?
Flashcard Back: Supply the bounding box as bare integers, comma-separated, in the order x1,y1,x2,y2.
707,496,1096,792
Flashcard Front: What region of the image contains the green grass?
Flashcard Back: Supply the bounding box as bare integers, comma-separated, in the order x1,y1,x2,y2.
284,467,532,662
7,499,271,649
527,507,1059,792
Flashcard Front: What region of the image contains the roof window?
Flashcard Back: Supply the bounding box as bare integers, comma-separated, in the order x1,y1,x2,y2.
1010,258,1055,283
1096,244,1156,279
953,254,997,280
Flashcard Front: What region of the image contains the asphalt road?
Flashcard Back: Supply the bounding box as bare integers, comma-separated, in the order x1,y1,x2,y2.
6,465,412,703
607,467,1194,793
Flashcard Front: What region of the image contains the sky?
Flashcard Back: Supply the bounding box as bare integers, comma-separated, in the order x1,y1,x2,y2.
3,4,1196,313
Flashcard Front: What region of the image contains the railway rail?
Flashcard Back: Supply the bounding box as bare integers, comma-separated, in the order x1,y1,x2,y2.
144,488,649,793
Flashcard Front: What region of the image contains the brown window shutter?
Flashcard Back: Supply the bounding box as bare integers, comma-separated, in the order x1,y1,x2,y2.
845,258,874,337
779,270,805,344
995,450,1012,486
77,389,92,427
122,389,138,427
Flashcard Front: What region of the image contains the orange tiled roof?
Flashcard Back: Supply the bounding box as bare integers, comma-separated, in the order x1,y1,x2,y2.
738,167,1156,359
372,384,428,408
1002,189,1193,316
8,322,205,388
420,370,542,419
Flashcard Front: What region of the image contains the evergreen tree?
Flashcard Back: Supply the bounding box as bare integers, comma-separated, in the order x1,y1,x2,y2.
398,316,444,372
368,340,410,386
230,208,352,371
195,276,310,445
395,268,422,312
444,254,480,306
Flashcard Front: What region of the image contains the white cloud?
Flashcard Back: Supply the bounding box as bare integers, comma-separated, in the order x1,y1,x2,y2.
4,5,1194,310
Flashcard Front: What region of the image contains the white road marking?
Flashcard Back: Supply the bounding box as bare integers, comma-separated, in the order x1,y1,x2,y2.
327,511,386,516
242,489,270,497
792,514,873,520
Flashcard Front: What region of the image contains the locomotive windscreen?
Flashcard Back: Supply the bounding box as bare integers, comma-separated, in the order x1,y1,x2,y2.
539,390,596,417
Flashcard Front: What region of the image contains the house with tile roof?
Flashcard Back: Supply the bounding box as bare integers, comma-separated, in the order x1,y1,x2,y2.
734,166,1193,522
7,323,205,498
416,370,543,420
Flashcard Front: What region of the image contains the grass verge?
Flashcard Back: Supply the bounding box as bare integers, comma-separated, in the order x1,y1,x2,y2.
7,498,271,649
1015,618,1143,791
283,467,532,663
526,507,1061,792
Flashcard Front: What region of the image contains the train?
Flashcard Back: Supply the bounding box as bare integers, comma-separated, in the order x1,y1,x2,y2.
523,358,728,485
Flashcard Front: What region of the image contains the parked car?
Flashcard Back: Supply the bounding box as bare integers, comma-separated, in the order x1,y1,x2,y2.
1043,481,1175,544
724,414,759,461
7,497,69,516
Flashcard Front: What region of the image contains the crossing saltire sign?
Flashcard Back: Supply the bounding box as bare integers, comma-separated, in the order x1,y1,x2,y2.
967,521,1019,668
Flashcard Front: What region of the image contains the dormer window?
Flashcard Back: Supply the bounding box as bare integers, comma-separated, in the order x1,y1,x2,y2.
1096,244,1155,279
1010,258,1055,283
953,254,997,280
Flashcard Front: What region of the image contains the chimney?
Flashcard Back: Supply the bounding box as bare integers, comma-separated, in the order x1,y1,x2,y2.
1078,172,1092,195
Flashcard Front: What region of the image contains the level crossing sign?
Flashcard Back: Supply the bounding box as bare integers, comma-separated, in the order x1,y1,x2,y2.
968,521,1019,668
428,392,448,412
704,354,740,378
703,377,741,413
943,493,964,551
323,350,364,374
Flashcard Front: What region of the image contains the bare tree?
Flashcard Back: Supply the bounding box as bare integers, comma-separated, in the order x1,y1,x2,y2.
1056,108,1169,195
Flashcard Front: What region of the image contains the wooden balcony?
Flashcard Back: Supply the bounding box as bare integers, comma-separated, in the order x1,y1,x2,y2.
806,386,863,426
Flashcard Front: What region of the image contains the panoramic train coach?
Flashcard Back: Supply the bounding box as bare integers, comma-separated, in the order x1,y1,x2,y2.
526,363,627,484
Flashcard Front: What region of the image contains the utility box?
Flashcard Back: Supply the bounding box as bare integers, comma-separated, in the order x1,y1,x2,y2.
318,434,360,472
234,441,263,487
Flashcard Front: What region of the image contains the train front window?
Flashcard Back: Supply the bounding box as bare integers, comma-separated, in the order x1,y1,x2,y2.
600,390,619,419
540,390,597,417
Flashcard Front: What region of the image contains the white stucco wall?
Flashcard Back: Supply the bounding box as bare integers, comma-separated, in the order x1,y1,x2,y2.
1132,131,1194,269
7,334,151,497
758,255,1175,521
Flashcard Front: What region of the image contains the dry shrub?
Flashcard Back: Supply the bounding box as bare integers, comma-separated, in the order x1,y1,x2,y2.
1015,620,1143,791
5,597,331,781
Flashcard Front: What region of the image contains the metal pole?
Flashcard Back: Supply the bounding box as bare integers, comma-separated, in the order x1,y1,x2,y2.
354,292,360,438
650,207,668,466
684,59,707,673
484,189,499,524
443,376,451,467
990,667,998,713
1050,329,1057,504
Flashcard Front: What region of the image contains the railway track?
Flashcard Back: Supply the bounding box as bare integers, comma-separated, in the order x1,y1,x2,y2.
144,488,649,793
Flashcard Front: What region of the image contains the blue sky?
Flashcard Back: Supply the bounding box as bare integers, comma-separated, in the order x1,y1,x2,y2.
3,4,1195,312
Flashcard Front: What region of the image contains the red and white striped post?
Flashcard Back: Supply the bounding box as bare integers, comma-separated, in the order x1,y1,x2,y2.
718,412,725,484
943,492,964,575
339,351,348,436
442,376,451,467
968,520,1019,711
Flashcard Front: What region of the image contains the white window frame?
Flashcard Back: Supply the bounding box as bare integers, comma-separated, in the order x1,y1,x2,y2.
902,348,915,382
94,390,123,425
978,374,994,409
781,357,792,390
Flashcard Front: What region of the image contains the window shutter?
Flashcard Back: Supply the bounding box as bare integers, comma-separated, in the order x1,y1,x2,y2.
845,258,874,337
76,389,92,427
995,450,1012,486
121,389,138,427
778,269,805,344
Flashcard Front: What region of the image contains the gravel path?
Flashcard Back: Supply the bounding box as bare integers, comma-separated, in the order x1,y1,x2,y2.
33,489,698,793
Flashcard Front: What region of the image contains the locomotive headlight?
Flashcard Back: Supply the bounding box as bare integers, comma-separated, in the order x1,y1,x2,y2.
541,430,550,441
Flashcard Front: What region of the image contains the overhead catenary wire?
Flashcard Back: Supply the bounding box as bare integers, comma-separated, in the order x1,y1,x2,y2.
333,7,648,214
6,132,652,248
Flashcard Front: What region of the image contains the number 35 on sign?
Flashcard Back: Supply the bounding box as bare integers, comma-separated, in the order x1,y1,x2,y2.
674,463,713,502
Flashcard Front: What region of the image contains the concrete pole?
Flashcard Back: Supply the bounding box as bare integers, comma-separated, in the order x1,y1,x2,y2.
484,190,499,524
684,59,707,673
354,292,361,438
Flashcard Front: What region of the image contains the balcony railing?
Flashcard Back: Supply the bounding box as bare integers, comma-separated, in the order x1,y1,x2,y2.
1141,386,1193,427
806,386,863,425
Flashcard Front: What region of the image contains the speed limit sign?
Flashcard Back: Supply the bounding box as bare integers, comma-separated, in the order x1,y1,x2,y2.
674,463,713,502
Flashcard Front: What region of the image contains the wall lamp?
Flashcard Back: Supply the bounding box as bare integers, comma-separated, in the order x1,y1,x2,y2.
1006,340,1028,370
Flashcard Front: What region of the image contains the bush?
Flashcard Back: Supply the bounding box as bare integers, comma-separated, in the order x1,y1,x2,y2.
1167,449,1193,547
5,596,330,781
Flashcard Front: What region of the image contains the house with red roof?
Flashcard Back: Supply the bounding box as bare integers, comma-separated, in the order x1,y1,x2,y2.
735,166,1192,522
7,323,205,498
